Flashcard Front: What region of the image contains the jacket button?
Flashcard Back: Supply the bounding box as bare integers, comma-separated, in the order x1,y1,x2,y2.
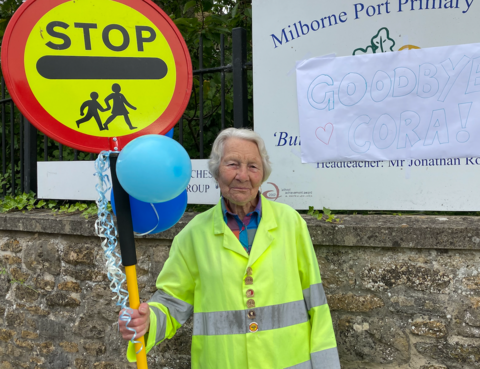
245,276,253,285
248,310,256,319
249,322,259,332
247,299,255,308
246,289,254,298
246,267,253,276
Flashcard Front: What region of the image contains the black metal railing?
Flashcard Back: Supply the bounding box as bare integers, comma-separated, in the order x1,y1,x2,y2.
0,78,17,195
0,27,251,197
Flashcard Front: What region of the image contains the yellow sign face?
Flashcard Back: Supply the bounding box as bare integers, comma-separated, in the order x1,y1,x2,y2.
24,0,177,137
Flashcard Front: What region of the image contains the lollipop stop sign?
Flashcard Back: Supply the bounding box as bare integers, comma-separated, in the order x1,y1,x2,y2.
2,0,192,153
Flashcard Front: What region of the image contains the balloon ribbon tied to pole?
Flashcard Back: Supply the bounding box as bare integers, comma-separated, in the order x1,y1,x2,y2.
94,151,148,368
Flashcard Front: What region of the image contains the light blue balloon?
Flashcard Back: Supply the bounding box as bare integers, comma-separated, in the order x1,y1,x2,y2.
116,135,192,203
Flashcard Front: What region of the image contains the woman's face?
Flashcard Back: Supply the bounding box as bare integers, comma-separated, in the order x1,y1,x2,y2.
217,138,264,206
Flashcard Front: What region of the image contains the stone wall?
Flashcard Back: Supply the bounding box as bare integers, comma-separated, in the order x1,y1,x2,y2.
0,210,480,368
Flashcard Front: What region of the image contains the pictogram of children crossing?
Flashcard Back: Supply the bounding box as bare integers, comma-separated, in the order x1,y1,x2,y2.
76,83,137,131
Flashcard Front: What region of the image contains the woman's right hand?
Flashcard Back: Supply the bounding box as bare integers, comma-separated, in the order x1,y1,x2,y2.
118,302,150,340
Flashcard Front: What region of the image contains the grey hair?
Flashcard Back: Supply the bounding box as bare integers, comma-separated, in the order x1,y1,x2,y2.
208,128,272,183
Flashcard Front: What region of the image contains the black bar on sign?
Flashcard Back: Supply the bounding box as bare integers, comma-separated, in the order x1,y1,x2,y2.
36,56,168,80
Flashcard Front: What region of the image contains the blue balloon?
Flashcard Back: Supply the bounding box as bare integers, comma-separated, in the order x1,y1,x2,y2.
111,189,188,234
116,135,192,203
165,128,174,138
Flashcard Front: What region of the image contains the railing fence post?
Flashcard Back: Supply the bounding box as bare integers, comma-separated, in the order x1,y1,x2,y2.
232,27,248,129
24,119,37,194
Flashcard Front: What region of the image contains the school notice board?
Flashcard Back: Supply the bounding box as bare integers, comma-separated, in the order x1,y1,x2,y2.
253,0,480,210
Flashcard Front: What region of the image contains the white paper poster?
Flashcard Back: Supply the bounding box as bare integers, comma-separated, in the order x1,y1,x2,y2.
253,0,480,211
297,43,480,163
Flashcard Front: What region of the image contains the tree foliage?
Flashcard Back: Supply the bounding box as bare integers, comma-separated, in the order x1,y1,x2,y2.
0,0,23,40
152,0,253,158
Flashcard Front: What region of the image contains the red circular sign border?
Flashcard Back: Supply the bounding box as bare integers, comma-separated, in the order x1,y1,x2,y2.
1,0,192,153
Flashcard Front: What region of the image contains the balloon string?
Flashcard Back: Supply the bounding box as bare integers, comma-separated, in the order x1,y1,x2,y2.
94,151,143,354
134,203,161,237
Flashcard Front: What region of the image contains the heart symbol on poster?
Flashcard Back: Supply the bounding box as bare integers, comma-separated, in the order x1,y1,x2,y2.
315,123,334,145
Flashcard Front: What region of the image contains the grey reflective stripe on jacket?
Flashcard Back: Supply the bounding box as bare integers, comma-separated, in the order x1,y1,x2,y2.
193,300,308,336
285,347,341,369
150,306,167,344
303,283,327,311
311,347,341,369
148,290,193,325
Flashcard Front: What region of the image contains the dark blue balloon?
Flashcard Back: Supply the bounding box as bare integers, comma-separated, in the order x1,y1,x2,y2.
111,189,187,234
165,128,174,138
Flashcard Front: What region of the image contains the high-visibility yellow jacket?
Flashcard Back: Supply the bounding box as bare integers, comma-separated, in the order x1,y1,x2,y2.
128,195,340,368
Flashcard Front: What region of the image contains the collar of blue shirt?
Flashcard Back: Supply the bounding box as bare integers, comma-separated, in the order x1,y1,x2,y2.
221,193,262,223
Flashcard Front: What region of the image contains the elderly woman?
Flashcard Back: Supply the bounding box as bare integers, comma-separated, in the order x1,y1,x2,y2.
119,128,340,369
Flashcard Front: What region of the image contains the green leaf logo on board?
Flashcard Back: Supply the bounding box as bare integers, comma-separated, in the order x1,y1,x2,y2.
353,27,395,55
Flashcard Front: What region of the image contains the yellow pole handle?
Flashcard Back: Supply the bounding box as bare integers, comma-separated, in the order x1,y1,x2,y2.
125,265,148,369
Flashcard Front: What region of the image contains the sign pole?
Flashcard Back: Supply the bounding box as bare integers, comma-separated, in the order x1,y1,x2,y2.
109,153,148,369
